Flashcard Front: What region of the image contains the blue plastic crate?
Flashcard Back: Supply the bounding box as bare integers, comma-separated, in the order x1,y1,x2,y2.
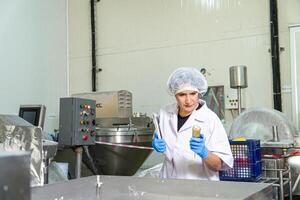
219,139,262,182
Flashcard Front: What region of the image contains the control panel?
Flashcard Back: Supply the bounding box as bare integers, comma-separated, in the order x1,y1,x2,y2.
59,97,96,146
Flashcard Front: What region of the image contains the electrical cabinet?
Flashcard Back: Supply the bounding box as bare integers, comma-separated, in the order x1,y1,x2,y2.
59,97,96,146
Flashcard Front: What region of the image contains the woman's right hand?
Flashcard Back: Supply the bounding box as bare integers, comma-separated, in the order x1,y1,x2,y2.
152,132,166,153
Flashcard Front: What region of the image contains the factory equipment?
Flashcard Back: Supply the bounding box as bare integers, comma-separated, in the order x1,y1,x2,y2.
56,91,153,177
32,175,273,200
229,107,299,199
59,97,96,146
43,139,58,184
0,115,44,186
202,86,225,120
0,114,59,185
72,90,132,118
15,104,58,184
229,65,248,114
19,104,46,129
229,108,296,146
58,97,96,178
88,116,153,175
0,151,31,200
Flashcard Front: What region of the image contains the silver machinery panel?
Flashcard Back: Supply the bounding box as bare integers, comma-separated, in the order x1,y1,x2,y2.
72,90,132,118
59,97,96,146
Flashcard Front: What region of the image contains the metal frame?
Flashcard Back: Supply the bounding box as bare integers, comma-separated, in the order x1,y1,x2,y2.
261,165,292,200
289,25,300,131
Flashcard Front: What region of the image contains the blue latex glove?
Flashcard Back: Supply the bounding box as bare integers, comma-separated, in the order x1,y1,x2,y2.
152,132,166,153
190,135,209,159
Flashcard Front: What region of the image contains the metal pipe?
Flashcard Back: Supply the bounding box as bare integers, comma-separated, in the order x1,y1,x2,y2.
272,125,279,142
43,150,49,184
237,87,242,114
279,170,284,200
269,0,282,111
83,145,99,175
91,0,97,92
288,167,292,200
292,174,300,193
75,146,83,179
282,168,290,176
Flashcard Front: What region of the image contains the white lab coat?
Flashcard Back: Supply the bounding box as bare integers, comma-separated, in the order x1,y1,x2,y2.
159,100,233,180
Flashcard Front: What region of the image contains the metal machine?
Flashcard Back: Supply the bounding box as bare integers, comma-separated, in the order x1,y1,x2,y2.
0,115,44,186
58,97,97,179
0,151,31,200
229,107,299,199
72,90,132,118
229,65,248,114
43,139,58,184
0,114,59,185
56,92,153,177
59,97,96,146
17,104,59,184
88,117,153,175
18,104,46,129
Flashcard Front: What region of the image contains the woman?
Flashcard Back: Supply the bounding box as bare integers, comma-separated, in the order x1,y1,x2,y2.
152,67,233,180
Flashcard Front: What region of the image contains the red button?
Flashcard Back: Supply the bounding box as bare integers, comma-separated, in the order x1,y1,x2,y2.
82,135,89,141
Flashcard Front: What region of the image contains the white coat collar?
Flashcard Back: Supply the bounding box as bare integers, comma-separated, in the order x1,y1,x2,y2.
166,100,209,133
192,100,209,122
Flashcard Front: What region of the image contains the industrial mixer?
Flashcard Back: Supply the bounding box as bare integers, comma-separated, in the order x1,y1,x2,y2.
229,107,300,200
56,91,154,177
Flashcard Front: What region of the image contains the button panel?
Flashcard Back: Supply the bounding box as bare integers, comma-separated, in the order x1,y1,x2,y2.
59,97,96,146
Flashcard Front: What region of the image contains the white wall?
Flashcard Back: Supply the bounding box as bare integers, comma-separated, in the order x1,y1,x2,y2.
0,0,68,133
278,0,300,130
68,0,300,130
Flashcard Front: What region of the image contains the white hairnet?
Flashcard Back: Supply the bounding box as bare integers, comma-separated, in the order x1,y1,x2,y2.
167,67,208,96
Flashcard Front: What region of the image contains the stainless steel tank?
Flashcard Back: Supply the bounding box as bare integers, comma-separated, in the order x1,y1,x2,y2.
83,117,154,176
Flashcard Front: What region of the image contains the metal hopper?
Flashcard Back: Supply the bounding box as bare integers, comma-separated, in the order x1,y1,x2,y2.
84,116,153,176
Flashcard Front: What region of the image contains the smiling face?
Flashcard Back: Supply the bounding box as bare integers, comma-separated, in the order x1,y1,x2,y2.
175,90,199,117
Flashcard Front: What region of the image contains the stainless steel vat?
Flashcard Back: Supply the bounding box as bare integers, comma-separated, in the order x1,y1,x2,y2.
85,119,153,175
